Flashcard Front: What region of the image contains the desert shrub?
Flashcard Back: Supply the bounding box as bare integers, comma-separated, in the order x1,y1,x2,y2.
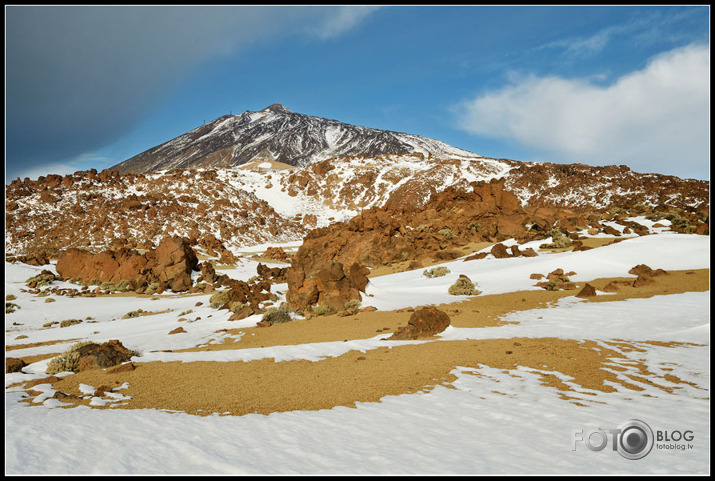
25,273,57,287
542,229,572,249
43,321,57,328
46,341,97,374
544,280,560,291
262,306,293,325
415,224,429,232
6,303,20,314
144,282,159,295
448,277,480,296
179,309,194,316
423,266,451,278
467,221,481,232
209,290,230,309
438,228,454,240
343,299,362,316
122,309,144,319
15,334,28,340
229,301,249,313
101,280,131,292
45,298,56,303
630,203,648,214
37,290,50,297
608,207,627,215
312,305,332,316
6,294,16,301
60,318,83,328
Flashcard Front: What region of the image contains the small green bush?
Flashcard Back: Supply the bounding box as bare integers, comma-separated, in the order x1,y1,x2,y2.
467,222,481,232
6,294,16,301
46,341,97,374
122,309,145,319
37,290,50,297
6,302,20,314
342,299,362,316
44,298,56,303
25,273,58,287
262,307,293,325
542,229,572,249
229,302,248,313
423,266,451,278
544,280,560,291
438,228,454,240
179,309,194,316
209,291,230,309
60,318,83,328
448,277,480,296
144,282,159,295
312,305,332,316
15,335,28,340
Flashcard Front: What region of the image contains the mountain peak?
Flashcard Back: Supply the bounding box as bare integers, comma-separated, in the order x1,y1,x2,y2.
262,103,292,114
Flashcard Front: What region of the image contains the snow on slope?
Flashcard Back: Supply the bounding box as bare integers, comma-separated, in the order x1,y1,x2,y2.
4,231,710,474
111,104,479,174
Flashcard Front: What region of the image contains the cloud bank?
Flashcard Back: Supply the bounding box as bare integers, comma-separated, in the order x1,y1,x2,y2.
5,6,379,180
456,43,710,179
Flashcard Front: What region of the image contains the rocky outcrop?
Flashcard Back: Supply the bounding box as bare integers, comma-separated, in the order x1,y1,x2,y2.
56,236,198,292
287,261,370,312
388,307,451,340
6,358,27,373
76,340,135,372
629,264,667,287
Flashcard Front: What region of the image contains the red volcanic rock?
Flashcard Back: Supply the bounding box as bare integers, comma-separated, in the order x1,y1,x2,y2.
151,236,198,292
389,307,451,340
76,340,134,372
263,246,290,261
56,249,120,284
491,243,511,259
56,236,199,292
287,261,369,312
6,358,27,373
575,283,598,298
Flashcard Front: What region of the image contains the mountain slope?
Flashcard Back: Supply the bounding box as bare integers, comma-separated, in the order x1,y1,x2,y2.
111,104,477,174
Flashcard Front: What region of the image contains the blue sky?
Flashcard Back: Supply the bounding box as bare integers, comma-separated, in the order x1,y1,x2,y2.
5,5,710,183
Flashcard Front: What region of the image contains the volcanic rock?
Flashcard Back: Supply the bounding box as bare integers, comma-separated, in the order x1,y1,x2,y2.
388,307,451,340
6,357,27,373
76,340,135,372
575,283,598,298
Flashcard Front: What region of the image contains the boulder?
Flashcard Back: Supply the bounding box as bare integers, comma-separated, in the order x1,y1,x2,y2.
76,340,135,372
389,307,451,340
490,243,511,259
6,357,27,373
575,283,597,298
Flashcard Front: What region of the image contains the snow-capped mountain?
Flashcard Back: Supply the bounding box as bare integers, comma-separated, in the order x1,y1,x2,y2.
111,104,476,174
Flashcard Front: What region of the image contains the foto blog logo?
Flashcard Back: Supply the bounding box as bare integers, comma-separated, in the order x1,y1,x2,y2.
572,419,655,460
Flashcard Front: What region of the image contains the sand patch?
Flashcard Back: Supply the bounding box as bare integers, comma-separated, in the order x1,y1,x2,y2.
368,241,495,278
47,337,702,416
6,338,82,352
181,269,708,353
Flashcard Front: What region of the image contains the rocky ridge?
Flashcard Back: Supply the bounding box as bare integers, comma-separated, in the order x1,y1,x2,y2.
111,103,475,174
6,153,708,259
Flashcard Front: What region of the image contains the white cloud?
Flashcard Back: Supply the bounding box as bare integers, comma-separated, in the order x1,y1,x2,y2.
456,43,710,178
309,6,381,39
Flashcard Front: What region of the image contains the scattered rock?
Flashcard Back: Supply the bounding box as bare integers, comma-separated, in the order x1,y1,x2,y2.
389,307,451,340
575,283,597,298
76,340,135,372
6,357,27,373
107,362,135,374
